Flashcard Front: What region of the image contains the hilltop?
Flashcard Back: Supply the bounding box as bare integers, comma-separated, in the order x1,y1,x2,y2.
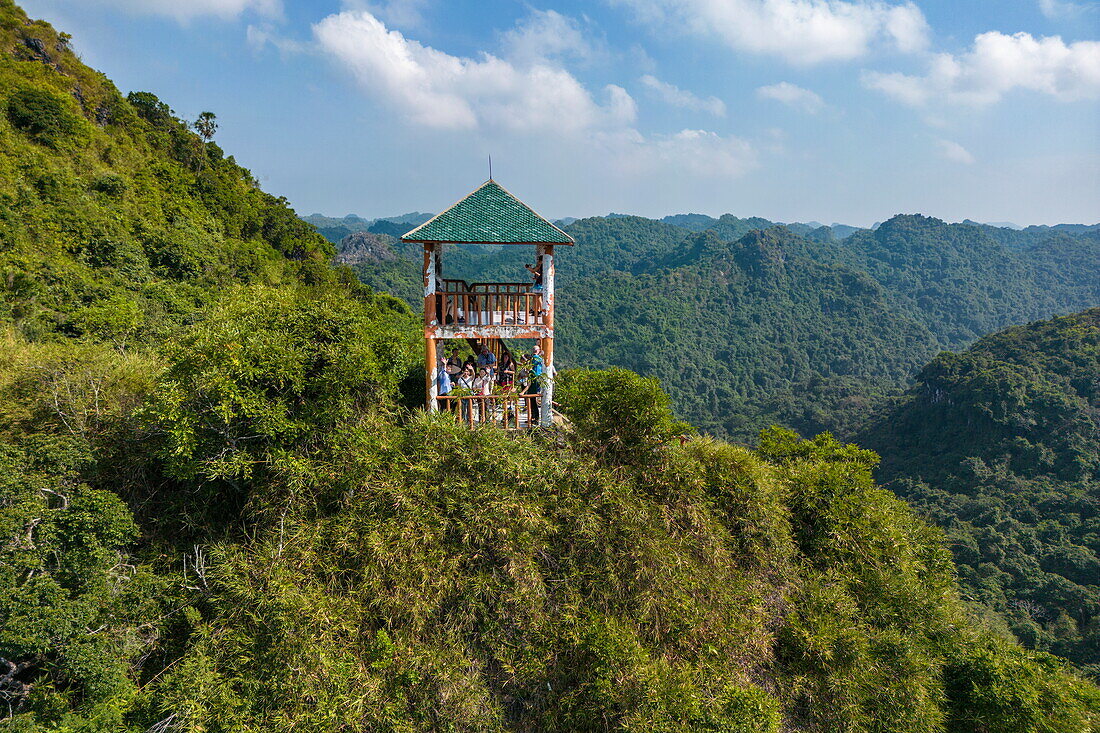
0,0,408,348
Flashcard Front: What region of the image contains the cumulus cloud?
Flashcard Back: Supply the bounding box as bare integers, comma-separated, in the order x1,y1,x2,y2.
864,31,1100,107
612,0,929,65
640,75,726,116
756,81,826,113
88,0,280,21
501,9,601,66
313,10,635,133
935,139,975,164
313,9,757,182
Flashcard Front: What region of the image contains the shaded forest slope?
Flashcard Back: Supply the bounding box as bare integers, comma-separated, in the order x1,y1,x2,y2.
862,308,1100,677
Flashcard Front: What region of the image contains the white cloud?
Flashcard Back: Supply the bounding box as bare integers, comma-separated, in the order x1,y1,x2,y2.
935,139,975,164
1038,0,1091,19
89,0,280,21
640,75,726,116
501,9,600,66
612,0,929,65
652,129,757,176
864,31,1100,107
312,9,757,184
313,10,635,133
596,128,758,177
756,81,826,113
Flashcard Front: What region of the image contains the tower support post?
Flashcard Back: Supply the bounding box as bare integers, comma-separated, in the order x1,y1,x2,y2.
540,245,555,427
424,243,439,411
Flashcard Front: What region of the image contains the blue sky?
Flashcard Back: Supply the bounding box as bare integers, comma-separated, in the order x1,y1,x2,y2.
19,0,1100,226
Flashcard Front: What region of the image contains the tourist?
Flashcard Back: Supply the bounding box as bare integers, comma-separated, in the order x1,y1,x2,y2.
525,261,543,292
456,364,476,392
476,343,497,379
437,355,452,396
474,367,492,396
498,353,515,391
456,364,477,421
523,345,545,424
445,347,462,378
436,355,452,411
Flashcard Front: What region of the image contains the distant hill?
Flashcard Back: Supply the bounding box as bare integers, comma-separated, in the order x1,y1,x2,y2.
661,213,718,230
660,213,859,239
303,211,433,243
836,215,1100,347
861,309,1100,677
349,212,1100,442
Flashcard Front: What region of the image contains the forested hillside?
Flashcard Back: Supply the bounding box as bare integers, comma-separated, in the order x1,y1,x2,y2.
837,216,1100,348
557,227,939,438
862,309,1100,678
0,1,388,346
2,2,1098,729
346,212,1099,440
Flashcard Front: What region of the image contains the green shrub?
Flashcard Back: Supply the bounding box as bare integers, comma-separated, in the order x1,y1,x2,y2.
556,367,692,464
144,285,417,519
0,441,158,727
5,87,80,147
90,172,127,197
943,640,1100,732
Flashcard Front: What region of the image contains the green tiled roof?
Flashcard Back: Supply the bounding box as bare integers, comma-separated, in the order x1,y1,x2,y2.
402,180,574,245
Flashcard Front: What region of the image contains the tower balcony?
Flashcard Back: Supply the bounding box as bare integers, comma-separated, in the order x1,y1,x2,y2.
427,279,548,339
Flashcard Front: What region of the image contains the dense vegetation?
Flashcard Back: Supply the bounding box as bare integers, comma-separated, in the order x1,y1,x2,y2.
0,0,377,348
5,283,1099,729
861,309,1100,679
1,2,1098,728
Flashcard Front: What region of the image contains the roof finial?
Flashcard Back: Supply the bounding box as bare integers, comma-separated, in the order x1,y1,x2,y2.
488,154,493,181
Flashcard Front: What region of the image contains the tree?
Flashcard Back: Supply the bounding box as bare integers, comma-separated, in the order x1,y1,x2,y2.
144,285,416,518
193,111,217,142
556,367,692,465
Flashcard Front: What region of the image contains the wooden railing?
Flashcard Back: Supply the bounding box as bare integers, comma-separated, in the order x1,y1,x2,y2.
432,281,543,327
437,393,542,429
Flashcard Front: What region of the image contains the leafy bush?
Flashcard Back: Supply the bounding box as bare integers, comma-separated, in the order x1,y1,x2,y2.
556,367,692,464
90,172,127,197
144,285,417,522
5,87,80,147
943,640,1100,733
